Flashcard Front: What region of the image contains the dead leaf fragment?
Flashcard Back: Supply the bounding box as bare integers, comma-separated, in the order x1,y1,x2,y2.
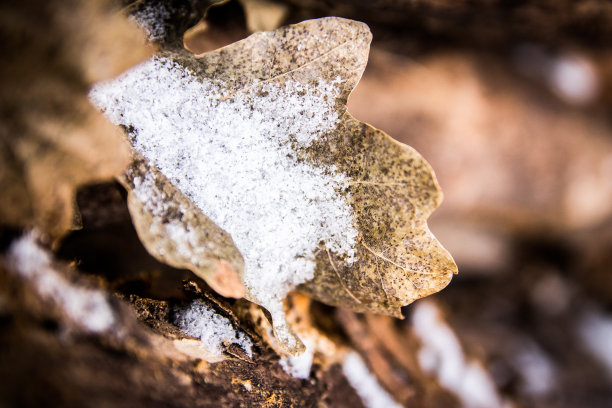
0,0,152,239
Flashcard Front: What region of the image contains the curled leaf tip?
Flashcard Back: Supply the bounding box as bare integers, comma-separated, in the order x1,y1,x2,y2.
209,260,246,299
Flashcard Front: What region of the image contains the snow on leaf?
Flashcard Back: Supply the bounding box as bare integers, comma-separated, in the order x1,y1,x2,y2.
90,17,457,354
122,153,246,299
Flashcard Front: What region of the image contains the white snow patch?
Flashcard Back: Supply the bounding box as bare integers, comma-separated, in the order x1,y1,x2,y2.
90,56,358,346
513,45,599,105
342,351,402,408
550,54,599,105
279,338,315,379
578,310,612,382
7,234,115,333
174,299,253,358
412,301,505,408
513,340,556,396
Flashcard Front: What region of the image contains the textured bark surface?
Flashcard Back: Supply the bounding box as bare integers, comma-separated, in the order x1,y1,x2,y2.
0,230,364,408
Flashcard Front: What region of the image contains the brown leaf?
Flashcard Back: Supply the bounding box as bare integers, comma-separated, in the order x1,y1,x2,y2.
303,116,458,317
91,17,456,353
122,153,246,299
0,0,152,239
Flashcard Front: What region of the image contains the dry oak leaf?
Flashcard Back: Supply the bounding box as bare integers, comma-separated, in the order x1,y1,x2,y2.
90,17,457,354
0,0,152,239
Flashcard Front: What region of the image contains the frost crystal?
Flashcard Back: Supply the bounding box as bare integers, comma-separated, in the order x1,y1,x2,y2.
90,56,358,345
175,299,253,357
